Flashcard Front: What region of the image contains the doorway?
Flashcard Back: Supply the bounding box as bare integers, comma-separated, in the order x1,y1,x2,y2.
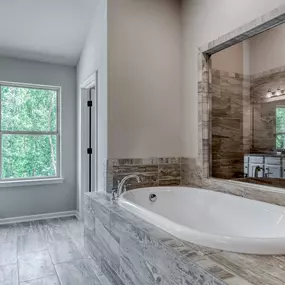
79,71,98,218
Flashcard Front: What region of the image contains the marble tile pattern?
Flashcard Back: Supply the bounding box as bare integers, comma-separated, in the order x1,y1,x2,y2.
0,216,111,285
106,157,181,193
211,69,250,179
85,192,285,285
18,250,55,282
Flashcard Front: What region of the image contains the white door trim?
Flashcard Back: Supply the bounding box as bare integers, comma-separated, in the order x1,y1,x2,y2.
81,72,96,89
78,71,98,219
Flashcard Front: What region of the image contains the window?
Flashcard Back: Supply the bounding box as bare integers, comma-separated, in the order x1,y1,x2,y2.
0,82,60,181
276,106,285,149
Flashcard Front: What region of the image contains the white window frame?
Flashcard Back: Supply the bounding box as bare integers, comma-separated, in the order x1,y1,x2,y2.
276,106,285,150
0,81,62,186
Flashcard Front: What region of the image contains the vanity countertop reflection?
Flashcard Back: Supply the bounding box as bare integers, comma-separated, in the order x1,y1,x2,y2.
236,177,285,187
244,154,285,179
246,153,285,157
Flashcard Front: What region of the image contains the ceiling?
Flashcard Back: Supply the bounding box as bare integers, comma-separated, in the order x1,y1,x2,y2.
0,0,98,66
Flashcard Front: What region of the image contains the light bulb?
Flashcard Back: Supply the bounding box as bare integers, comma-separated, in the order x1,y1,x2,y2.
266,89,272,98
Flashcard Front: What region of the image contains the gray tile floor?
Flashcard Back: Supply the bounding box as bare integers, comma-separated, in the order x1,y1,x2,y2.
0,216,111,285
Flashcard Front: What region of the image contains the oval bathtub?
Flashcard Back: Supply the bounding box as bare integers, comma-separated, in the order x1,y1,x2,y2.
118,187,285,255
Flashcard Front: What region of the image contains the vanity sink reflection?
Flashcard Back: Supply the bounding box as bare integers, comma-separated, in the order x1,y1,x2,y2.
244,154,285,179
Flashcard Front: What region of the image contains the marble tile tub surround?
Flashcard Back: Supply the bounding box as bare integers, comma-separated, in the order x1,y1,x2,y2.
196,5,285,207
85,192,285,285
106,157,182,193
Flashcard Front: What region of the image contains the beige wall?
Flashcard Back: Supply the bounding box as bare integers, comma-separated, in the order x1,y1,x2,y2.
249,23,285,75
108,0,182,158
212,43,244,74
182,0,285,157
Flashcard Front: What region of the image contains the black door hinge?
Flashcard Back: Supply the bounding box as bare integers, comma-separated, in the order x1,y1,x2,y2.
87,148,93,155
87,100,92,107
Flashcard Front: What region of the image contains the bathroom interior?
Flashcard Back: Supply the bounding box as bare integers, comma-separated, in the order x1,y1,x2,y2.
211,21,285,189
1,1,285,285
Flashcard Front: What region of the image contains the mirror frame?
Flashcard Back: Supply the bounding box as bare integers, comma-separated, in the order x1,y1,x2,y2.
197,5,285,203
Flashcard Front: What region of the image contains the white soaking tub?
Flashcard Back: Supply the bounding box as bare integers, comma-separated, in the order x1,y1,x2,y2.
118,187,285,255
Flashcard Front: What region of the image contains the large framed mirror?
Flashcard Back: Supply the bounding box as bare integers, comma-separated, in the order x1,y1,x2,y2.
197,6,285,196
211,22,285,189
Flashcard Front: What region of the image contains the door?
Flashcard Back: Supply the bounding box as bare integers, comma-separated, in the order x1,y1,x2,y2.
87,87,96,192
79,71,98,219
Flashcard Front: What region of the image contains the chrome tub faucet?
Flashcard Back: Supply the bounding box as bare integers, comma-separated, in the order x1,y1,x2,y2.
112,175,141,200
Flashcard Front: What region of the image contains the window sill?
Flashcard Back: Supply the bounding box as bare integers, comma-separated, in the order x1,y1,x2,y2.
0,178,64,188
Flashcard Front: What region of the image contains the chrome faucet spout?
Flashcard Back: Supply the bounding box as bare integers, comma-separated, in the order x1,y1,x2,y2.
113,175,141,199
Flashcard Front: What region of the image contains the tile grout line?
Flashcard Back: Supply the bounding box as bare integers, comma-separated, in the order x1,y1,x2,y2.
1,217,105,284
46,218,64,285
15,229,20,285
47,248,62,285
17,256,20,284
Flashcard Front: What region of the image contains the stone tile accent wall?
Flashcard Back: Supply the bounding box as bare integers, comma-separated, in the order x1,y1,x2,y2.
106,157,181,193
181,157,203,187
85,192,285,285
211,70,251,179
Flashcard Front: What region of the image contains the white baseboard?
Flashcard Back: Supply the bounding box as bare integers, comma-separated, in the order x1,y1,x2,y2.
75,210,81,220
0,210,77,225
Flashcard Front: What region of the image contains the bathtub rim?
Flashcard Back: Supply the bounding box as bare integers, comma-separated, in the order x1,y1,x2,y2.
118,187,285,245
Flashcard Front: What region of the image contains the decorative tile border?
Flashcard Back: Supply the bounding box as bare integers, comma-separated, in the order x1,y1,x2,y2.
196,5,285,204
105,157,181,193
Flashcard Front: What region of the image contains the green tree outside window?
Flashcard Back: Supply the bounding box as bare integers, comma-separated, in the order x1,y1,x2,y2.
0,85,58,179
276,106,285,149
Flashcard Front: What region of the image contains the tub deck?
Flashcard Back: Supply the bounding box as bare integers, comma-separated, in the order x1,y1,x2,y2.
85,192,285,285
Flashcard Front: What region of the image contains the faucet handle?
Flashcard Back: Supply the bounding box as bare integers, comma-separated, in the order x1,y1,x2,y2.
112,189,117,200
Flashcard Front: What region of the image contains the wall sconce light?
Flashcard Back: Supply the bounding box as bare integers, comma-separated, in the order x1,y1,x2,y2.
276,87,282,96
266,89,272,98
266,87,285,98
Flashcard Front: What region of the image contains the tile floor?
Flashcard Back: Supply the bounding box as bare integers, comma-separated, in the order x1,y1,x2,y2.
0,216,111,285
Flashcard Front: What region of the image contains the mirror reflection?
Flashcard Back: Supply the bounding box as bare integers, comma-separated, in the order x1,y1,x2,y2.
211,22,285,188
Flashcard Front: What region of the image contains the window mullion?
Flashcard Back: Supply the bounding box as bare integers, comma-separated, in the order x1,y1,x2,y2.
56,89,60,177
0,84,2,180
1,131,58,135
